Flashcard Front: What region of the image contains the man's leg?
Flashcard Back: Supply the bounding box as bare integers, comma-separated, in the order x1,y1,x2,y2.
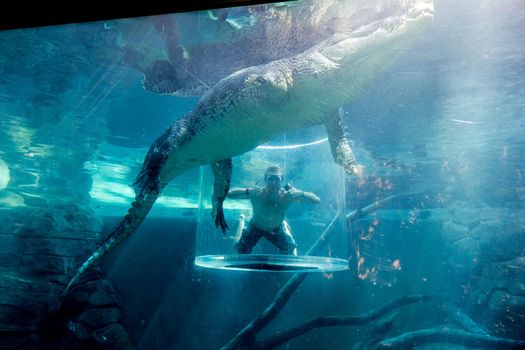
268,221,298,256
234,224,261,254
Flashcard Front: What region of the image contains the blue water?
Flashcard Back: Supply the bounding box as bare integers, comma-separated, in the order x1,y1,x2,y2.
0,0,524,349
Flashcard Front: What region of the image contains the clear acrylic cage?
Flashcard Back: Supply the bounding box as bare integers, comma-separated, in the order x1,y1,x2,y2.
193,125,350,273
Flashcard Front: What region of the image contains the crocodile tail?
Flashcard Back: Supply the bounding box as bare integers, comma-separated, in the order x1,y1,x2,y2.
62,187,160,298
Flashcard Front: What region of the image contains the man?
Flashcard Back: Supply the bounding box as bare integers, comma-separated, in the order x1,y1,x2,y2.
227,166,320,256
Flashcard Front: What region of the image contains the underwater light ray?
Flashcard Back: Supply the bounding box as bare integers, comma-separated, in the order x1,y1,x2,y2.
256,138,328,150
0,159,10,189
78,64,128,124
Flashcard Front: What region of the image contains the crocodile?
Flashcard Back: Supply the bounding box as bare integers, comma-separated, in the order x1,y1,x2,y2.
63,0,433,296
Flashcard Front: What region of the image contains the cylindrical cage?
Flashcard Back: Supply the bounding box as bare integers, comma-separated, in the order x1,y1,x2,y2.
193,127,349,272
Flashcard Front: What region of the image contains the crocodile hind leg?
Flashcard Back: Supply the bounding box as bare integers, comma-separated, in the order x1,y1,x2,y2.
324,108,362,176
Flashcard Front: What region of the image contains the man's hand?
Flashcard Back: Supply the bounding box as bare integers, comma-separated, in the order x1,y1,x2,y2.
348,163,364,177
287,188,305,199
286,188,321,204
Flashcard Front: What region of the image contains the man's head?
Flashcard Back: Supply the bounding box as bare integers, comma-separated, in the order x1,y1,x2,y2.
264,166,283,192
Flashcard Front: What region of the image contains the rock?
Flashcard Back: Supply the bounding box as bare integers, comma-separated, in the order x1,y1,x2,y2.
470,220,525,263
487,290,525,337
67,320,92,341
65,279,119,317
452,207,481,227
416,344,474,350
15,208,103,240
78,308,122,328
0,269,61,298
0,269,63,334
467,257,525,338
0,302,43,332
0,333,39,350
21,255,72,276
448,237,481,275
17,236,97,257
92,323,135,350
467,219,481,230
441,220,469,242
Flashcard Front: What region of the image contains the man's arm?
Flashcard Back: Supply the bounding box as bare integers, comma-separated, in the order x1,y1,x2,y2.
227,187,251,199
288,188,320,204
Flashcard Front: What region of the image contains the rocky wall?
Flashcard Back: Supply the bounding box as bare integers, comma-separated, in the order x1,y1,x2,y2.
0,202,134,349
0,24,136,348
442,201,525,338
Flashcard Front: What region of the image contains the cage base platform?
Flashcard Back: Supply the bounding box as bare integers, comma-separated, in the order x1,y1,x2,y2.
194,254,349,272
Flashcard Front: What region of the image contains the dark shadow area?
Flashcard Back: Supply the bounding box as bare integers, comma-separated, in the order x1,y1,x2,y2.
100,215,197,347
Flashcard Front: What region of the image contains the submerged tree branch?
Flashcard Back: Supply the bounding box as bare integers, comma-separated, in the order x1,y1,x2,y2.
442,302,488,335
260,295,434,349
374,327,525,350
346,192,424,223
222,191,425,349
220,212,342,350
